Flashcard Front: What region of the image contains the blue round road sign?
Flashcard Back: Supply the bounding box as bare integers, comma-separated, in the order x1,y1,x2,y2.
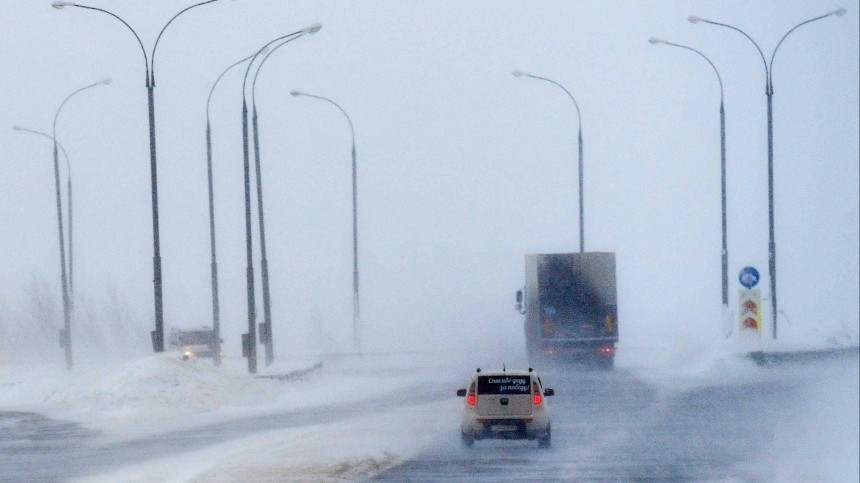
739,266,760,289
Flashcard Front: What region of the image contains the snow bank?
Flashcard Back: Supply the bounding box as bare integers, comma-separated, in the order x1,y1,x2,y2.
78,399,460,483
40,356,287,423
0,351,452,443
0,353,327,439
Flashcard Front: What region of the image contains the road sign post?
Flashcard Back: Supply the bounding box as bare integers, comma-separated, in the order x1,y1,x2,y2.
738,267,762,335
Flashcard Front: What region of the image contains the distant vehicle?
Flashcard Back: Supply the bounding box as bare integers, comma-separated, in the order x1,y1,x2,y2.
516,252,618,368
167,327,221,360
457,368,554,448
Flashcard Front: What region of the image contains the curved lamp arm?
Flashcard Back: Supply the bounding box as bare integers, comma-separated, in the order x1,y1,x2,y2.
289,90,355,146
649,38,723,103
52,2,149,85
152,0,221,85
207,52,261,125
242,24,321,104
770,9,846,88
513,70,582,132
689,16,769,91
12,126,72,175
53,78,112,142
251,37,304,110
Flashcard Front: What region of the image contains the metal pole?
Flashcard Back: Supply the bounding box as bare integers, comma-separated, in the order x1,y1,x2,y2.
241,98,257,374
147,82,165,352
720,100,728,307
68,176,74,300
352,143,360,350
512,71,584,251
649,38,729,310
766,89,776,338
577,127,584,253
52,142,73,369
14,127,75,368
289,90,359,350
149,0,220,352
204,53,259,367
251,105,274,366
247,29,321,365
53,79,110,304
238,32,308,375
205,121,221,366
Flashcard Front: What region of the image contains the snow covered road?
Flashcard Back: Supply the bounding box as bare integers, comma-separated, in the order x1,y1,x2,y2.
2,348,858,481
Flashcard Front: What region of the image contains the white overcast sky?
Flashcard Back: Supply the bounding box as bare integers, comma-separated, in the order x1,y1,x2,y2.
1,0,857,357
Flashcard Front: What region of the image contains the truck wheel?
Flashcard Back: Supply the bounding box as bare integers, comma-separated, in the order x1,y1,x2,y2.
602,357,615,370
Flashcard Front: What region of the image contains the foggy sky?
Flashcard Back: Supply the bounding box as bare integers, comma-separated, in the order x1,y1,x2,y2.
1,0,858,360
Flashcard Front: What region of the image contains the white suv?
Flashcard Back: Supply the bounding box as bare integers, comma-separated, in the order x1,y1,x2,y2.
457,368,554,447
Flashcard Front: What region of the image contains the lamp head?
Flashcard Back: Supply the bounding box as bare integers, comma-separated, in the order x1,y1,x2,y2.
512,70,523,77
102,77,112,85
290,90,302,97
648,37,665,45
832,7,847,16
308,23,322,34
51,1,71,9
688,15,703,24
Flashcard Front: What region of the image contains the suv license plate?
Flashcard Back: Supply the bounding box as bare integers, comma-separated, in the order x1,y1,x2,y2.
491,424,517,432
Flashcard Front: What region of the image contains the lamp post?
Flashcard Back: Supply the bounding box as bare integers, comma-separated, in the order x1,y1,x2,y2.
250,37,320,366
290,90,361,352
513,70,585,253
205,53,262,367
53,78,112,301
239,25,321,374
648,38,730,315
12,126,74,369
52,0,223,352
690,8,847,339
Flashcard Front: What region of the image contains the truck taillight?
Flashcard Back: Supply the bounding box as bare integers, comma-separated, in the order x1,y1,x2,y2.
600,345,614,354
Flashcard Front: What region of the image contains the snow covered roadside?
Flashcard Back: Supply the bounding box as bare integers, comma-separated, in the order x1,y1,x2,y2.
0,351,453,444
76,398,460,482
2,350,464,481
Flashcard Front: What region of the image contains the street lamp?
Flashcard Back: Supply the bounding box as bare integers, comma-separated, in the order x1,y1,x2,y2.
249,36,319,367
53,0,224,352
205,52,263,367
290,89,361,352
513,70,585,252
690,8,847,339
53,77,112,301
239,24,322,374
648,37,730,321
12,126,74,369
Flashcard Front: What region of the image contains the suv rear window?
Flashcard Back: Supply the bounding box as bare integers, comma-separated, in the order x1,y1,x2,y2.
477,375,531,395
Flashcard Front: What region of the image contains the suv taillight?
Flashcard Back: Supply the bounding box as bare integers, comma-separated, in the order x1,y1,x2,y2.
532,381,542,405
467,382,476,406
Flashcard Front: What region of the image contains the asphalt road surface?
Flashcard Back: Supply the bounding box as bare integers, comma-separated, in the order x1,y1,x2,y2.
373,353,859,481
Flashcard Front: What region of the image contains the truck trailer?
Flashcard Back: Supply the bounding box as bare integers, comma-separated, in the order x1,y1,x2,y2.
516,252,618,368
